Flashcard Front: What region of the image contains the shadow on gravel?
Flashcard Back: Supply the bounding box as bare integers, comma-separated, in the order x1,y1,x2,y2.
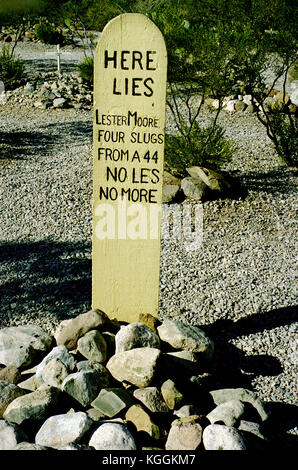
203,305,298,338
0,240,92,325
199,306,298,449
0,130,59,160
24,58,79,75
263,402,298,449
0,119,91,161
200,306,297,387
40,120,92,139
239,168,298,195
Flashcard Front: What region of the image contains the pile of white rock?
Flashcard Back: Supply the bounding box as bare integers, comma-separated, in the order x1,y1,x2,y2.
0,309,271,450
1,70,296,114
205,89,297,114
0,71,92,110
162,166,242,203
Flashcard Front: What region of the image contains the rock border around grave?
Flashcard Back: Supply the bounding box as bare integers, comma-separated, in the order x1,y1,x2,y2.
0,313,273,451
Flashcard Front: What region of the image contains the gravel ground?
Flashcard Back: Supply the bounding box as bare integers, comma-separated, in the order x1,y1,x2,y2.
6,38,95,76
0,41,297,446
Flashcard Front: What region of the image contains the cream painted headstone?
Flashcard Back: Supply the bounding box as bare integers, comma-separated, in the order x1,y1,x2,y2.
92,14,167,322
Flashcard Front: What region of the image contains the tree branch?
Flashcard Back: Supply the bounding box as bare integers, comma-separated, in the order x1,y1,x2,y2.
168,82,188,140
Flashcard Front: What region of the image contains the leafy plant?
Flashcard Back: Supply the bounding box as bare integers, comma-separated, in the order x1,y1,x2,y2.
262,106,298,167
148,0,297,169
165,119,236,177
34,23,63,45
241,50,298,167
0,45,26,90
77,56,94,85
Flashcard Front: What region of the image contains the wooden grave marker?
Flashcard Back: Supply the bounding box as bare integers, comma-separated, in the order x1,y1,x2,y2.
92,14,167,322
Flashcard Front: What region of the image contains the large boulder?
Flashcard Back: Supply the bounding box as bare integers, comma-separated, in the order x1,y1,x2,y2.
162,184,180,203
210,388,270,422
53,97,67,108
54,309,109,349
91,388,134,418
62,370,103,407
115,322,160,353
0,366,22,384
181,177,207,201
161,379,183,410
166,417,203,450
17,374,43,392
0,419,28,450
89,422,137,450
35,412,92,449
76,361,110,387
0,325,52,368
203,424,246,450
0,380,25,418
35,345,76,388
163,171,181,185
186,166,233,194
77,330,107,363
157,319,214,360
106,347,161,387
133,387,169,413
125,404,160,439
3,385,61,425
207,400,245,426
39,358,69,389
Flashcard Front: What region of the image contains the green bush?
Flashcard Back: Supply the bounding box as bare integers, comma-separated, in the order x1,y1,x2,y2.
267,109,298,167
143,0,297,168
165,120,236,177
0,45,26,90
77,56,94,86
34,23,63,44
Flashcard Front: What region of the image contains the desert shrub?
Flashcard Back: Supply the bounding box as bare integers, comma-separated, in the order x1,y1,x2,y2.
0,45,26,90
265,109,298,167
165,120,236,177
77,56,94,85
34,23,63,44
143,0,298,168
245,54,298,167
